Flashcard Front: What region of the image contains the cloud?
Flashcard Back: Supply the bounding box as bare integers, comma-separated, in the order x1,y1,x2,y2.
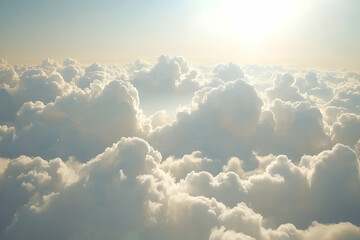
165,144,360,229
295,71,333,101
329,88,360,114
266,73,304,102
0,58,359,239
261,99,331,159
2,138,359,240
0,155,77,236
210,221,360,240
77,62,127,89
179,171,246,208
60,58,84,83
150,80,331,168
0,59,76,125
213,62,244,82
1,137,161,239
0,59,18,89
327,74,360,114
0,79,144,161
160,151,216,181
331,113,360,149
247,144,360,228
0,89,16,123
1,136,360,239
130,55,200,114
150,79,263,170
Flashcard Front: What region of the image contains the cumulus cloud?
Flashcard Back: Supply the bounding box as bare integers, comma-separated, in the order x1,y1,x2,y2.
2,138,360,240
150,79,263,170
260,99,331,159
130,56,200,115
150,79,332,167
0,61,68,124
248,144,360,228
0,79,143,161
266,73,304,102
295,71,333,101
210,221,360,240
0,58,359,239
331,113,360,149
0,155,77,236
0,59,18,89
329,88,360,114
165,144,360,229
213,62,244,82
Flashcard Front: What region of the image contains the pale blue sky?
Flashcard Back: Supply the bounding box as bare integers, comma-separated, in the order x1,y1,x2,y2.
0,0,359,70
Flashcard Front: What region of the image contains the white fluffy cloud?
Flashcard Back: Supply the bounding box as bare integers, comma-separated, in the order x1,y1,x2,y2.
210,221,360,240
0,79,143,161
130,56,200,115
0,57,359,239
266,73,304,102
327,76,360,114
150,79,263,170
331,113,360,149
295,71,334,102
1,138,359,240
213,62,244,82
259,99,331,159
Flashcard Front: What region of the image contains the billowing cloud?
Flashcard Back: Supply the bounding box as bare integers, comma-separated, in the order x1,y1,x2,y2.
213,62,244,82
295,71,333,102
130,56,200,115
266,73,304,102
1,138,359,239
0,79,143,161
260,99,331,159
0,58,359,239
150,79,263,170
331,113,360,149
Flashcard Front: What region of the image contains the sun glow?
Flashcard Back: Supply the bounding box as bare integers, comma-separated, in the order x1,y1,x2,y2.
217,0,306,40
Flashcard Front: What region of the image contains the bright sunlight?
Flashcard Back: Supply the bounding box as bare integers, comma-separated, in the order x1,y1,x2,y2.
218,0,308,39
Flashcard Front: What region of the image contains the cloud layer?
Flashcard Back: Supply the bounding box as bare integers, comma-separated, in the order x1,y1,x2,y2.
0,56,359,239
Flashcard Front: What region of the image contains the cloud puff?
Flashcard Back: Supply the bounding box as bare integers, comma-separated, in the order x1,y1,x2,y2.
329,88,360,114
331,113,360,149
1,137,161,239
150,79,263,170
168,144,360,229
295,71,333,101
248,144,360,228
160,151,216,181
0,155,77,236
131,55,187,94
0,59,18,89
266,73,304,102
130,55,200,114
0,62,69,124
150,80,331,168
213,62,244,82
210,221,360,240
60,58,84,83
76,62,127,89
326,73,360,115
259,99,331,159
0,79,143,161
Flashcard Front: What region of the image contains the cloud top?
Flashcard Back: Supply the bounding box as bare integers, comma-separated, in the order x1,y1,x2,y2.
0,57,359,239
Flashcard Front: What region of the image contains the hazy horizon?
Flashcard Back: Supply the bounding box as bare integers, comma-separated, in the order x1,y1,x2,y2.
1,1,360,239
1,0,360,71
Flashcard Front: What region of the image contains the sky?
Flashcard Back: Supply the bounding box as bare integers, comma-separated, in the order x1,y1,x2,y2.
1,1,360,240
1,0,360,70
